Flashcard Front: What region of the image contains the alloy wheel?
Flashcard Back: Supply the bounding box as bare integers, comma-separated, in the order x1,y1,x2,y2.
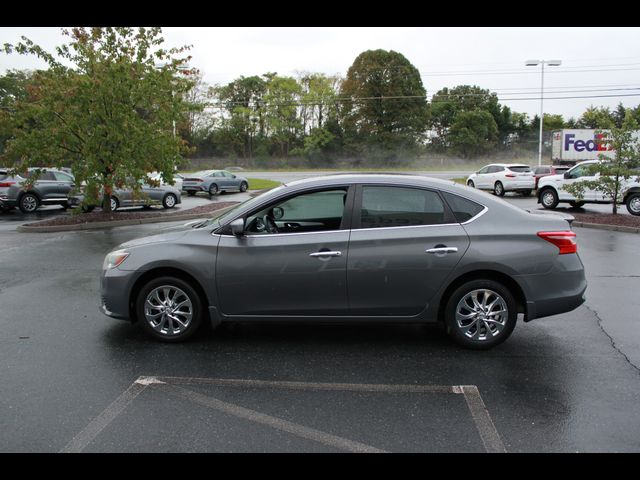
144,286,193,336
455,289,508,342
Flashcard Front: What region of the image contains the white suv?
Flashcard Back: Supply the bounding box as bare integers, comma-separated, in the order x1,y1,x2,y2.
537,160,640,215
466,164,535,197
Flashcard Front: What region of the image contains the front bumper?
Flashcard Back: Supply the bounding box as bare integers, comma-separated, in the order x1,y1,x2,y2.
100,267,139,321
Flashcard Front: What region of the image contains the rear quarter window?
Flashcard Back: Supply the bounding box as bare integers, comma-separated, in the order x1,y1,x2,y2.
441,191,485,223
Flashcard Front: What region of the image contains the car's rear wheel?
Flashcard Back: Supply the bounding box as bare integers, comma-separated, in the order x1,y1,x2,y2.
81,204,95,213
19,193,40,213
494,181,505,197
136,276,203,342
569,201,585,208
209,183,219,196
110,196,119,212
162,193,177,209
626,193,640,216
467,180,475,188
444,279,517,350
539,188,559,209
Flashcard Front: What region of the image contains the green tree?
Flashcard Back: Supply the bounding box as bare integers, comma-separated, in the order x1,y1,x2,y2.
448,110,499,158
1,27,198,212
563,112,640,214
263,74,302,157
576,105,615,129
0,70,34,157
340,49,429,158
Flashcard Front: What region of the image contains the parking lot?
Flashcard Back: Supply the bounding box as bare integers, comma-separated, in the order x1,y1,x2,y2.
1,174,639,452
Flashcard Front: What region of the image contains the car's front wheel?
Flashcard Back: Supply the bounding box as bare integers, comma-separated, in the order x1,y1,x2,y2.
162,193,177,209
136,276,203,342
240,181,248,192
625,192,640,216
467,180,475,188
539,188,559,209
444,279,517,349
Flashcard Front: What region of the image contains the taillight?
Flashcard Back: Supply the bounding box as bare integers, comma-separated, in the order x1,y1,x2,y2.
0,181,15,187
505,173,516,178
537,231,577,254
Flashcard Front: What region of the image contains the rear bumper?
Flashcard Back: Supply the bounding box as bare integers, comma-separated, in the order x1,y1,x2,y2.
503,179,535,191
515,253,587,322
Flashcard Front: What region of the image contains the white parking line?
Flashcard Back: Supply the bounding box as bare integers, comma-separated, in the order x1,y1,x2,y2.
60,375,506,453
59,379,150,453
154,382,386,453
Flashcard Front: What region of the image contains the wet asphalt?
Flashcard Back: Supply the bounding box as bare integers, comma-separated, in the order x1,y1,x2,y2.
0,179,639,452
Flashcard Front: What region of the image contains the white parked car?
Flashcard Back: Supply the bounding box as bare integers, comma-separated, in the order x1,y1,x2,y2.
537,160,640,215
466,164,535,197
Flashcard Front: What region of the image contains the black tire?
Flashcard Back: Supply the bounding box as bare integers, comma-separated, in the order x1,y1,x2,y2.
209,183,219,196
539,188,559,209
187,191,196,197
136,276,203,343
81,205,95,213
569,201,585,209
444,279,517,350
109,196,119,212
520,190,532,197
162,193,177,209
61,202,70,210
467,180,475,188
240,181,248,192
18,193,40,213
494,181,505,197
626,192,640,216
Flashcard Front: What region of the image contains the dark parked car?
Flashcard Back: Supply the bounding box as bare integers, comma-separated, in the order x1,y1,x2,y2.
182,170,249,196
0,168,75,213
533,165,570,189
100,174,587,349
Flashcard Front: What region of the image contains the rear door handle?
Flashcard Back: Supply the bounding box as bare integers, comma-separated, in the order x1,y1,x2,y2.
426,247,458,254
310,251,342,258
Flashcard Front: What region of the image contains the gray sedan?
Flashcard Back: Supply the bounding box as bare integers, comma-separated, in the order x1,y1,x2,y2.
182,170,249,196
70,181,182,211
100,174,586,349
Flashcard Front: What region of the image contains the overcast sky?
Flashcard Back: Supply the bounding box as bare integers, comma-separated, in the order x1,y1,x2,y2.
1,26,640,120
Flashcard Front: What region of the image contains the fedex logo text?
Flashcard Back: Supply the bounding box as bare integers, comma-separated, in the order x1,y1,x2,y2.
564,133,611,152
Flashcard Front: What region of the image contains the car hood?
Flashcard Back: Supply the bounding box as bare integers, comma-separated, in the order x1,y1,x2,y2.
539,174,563,184
119,230,189,249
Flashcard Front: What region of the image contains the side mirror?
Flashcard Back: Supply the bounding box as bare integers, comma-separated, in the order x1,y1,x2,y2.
230,218,245,236
564,172,571,179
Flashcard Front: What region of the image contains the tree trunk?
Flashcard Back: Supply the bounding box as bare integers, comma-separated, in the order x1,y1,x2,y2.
103,184,113,213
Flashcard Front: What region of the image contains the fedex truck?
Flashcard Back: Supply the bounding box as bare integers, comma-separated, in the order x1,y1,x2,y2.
551,129,640,165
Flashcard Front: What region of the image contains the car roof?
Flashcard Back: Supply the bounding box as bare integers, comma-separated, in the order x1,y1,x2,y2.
284,173,457,190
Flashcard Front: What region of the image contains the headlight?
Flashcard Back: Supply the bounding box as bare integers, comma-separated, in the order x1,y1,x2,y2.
103,249,129,270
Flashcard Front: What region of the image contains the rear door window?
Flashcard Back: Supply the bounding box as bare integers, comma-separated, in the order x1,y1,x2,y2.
441,191,485,223
358,186,447,228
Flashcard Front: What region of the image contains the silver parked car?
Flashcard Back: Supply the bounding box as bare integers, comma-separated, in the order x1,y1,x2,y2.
70,180,182,211
0,167,75,213
182,170,249,196
100,174,587,349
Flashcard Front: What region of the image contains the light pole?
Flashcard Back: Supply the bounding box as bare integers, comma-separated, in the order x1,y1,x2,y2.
525,59,561,166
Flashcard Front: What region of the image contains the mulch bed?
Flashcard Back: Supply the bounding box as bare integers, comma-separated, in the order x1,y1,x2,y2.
571,212,640,228
23,201,240,227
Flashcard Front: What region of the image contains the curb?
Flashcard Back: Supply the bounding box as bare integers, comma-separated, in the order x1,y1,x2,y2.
572,221,640,234
17,205,237,233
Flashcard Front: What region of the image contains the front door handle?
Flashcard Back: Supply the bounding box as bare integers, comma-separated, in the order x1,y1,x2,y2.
426,247,458,254
309,251,342,258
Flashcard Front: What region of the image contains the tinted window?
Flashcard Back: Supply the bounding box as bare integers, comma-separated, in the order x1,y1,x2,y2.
508,166,531,173
0,171,7,181
441,191,484,223
360,186,446,228
554,167,569,174
534,167,549,174
53,171,74,182
39,171,56,181
246,188,347,234
477,166,490,174
568,164,593,178
488,166,504,173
